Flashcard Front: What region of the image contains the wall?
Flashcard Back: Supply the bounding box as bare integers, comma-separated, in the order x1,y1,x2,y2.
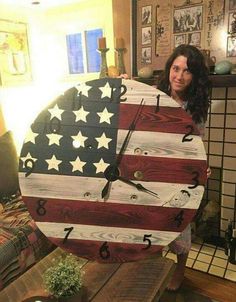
112,0,132,76
135,0,236,72
0,0,117,153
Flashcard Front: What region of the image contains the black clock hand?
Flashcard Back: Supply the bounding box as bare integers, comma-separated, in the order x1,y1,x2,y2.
116,98,144,167
116,175,160,199
101,99,145,199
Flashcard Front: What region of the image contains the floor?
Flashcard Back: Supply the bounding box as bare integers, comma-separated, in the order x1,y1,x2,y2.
160,288,219,302
163,237,236,282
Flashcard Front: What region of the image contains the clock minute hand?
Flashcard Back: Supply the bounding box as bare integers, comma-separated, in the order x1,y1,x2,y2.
115,98,144,167
117,175,160,199
101,99,144,199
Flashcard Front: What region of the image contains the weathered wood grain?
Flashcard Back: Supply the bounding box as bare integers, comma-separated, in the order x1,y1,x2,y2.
23,196,196,231
19,173,204,208
91,255,175,301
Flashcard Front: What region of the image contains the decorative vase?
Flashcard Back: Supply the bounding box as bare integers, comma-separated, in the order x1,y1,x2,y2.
214,60,233,75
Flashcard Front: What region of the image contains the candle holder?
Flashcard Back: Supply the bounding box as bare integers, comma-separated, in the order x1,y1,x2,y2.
98,48,109,78
115,47,126,75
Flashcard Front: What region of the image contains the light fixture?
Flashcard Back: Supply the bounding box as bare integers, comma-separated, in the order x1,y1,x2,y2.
31,1,40,4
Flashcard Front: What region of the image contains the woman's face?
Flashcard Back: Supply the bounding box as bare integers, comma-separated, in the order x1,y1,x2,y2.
169,55,193,94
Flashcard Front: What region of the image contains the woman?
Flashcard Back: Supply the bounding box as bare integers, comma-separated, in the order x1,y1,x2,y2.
158,44,211,291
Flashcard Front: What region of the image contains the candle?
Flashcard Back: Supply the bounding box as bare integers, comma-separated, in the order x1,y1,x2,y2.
115,37,124,49
98,37,106,49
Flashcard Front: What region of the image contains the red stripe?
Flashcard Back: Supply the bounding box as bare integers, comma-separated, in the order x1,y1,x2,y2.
119,155,207,185
119,104,199,135
23,196,196,232
48,237,164,262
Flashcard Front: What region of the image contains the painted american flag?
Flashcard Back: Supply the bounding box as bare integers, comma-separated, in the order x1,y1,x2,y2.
19,78,207,262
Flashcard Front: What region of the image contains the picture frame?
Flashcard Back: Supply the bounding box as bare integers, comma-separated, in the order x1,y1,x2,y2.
173,5,203,33
188,32,201,47
228,12,236,34
229,0,236,11
0,19,31,86
227,36,236,57
142,26,152,45
174,34,186,47
141,47,152,64
141,5,152,25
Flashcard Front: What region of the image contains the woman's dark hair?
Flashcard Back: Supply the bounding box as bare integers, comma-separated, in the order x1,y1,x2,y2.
158,44,211,124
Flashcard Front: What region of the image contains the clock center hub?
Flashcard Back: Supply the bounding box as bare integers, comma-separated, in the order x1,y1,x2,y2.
104,165,120,181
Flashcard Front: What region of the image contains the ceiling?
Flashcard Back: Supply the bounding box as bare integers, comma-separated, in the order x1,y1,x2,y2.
0,0,86,9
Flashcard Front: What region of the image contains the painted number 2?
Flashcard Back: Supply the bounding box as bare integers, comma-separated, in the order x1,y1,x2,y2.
182,125,194,142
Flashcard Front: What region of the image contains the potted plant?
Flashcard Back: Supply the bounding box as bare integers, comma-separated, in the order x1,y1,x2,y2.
43,253,83,302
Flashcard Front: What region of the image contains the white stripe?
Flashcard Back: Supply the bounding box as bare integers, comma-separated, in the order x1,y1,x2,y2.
19,173,204,209
36,221,181,246
122,79,179,107
117,130,207,161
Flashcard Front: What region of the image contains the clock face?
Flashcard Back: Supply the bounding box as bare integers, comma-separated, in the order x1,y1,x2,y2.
19,78,207,262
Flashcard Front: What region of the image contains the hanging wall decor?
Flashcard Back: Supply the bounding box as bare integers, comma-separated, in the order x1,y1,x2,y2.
134,0,234,73
0,19,32,86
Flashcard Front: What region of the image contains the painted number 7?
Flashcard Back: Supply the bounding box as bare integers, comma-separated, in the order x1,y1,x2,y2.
63,226,74,244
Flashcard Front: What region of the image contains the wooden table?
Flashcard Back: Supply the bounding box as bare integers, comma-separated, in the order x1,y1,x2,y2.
0,248,175,302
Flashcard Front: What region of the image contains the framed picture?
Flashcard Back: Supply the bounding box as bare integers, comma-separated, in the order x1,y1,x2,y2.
188,32,201,47
173,5,203,33
227,36,236,57
0,19,31,86
141,47,152,64
141,5,152,25
142,27,152,45
174,34,186,47
228,12,236,34
229,0,236,10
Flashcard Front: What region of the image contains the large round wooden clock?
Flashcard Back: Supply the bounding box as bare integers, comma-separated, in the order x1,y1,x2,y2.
19,78,207,262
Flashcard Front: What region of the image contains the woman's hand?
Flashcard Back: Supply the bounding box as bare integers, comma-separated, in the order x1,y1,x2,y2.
207,167,211,179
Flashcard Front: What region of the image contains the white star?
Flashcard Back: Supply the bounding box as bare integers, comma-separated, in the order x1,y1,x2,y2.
99,82,112,98
48,104,64,121
46,133,63,146
70,156,86,172
93,158,110,174
45,155,62,171
97,107,114,124
71,131,88,148
20,152,37,168
24,128,38,144
75,82,92,97
95,132,112,149
73,106,89,123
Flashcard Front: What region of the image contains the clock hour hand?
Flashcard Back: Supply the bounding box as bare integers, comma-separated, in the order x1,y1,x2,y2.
117,175,160,199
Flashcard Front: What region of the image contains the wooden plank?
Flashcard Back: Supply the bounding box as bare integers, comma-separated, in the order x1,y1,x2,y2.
91,256,175,302
23,196,196,232
19,173,205,208
37,222,180,246
82,261,121,301
122,79,179,107
21,129,205,162
49,238,163,262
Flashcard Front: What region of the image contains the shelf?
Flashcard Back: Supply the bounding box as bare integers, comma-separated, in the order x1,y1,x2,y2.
133,74,236,88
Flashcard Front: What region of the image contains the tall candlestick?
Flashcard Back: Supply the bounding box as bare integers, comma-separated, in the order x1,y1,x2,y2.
98,48,109,78
98,37,106,49
115,37,124,49
115,37,126,75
